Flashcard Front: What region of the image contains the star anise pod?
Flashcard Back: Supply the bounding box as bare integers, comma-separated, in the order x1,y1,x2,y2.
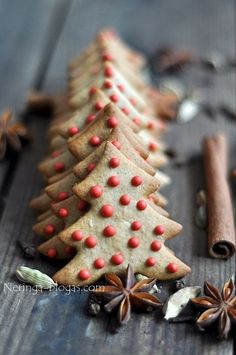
154,47,193,73
0,110,30,159
191,278,236,339
92,264,162,325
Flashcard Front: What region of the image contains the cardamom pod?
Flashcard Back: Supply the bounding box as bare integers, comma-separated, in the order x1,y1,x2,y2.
15,266,57,289
195,205,208,229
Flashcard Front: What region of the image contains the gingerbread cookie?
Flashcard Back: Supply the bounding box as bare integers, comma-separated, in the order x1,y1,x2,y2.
53,142,190,285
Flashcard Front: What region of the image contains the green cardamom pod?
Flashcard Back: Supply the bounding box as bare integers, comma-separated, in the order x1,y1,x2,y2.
15,266,57,289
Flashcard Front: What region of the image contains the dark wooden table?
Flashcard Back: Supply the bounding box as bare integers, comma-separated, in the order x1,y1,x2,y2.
0,1,235,354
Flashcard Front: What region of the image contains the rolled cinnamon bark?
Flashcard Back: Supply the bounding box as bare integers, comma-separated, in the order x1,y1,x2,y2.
203,133,235,259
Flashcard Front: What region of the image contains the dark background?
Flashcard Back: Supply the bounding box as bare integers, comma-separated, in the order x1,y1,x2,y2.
0,0,235,354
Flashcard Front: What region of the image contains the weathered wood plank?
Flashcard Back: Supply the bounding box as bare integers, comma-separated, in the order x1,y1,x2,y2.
0,0,235,355
0,0,72,353
0,0,71,208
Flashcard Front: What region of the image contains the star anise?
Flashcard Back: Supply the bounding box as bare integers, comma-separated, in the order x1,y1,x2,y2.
153,47,193,73
92,264,162,325
191,278,236,339
0,110,30,159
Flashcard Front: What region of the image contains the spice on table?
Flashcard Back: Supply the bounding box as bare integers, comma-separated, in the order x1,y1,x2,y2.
26,91,68,116
201,103,216,120
15,266,57,289
198,53,226,72
155,91,180,120
91,264,162,325
0,110,30,159
195,190,208,229
219,105,236,122
202,133,236,259
87,296,101,316
191,278,236,339
17,240,37,259
174,279,186,291
153,47,193,73
163,286,201,320
26,91,55,113
195,190,207,206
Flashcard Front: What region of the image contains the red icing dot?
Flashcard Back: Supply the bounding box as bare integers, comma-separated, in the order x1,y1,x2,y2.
68,127,79,137
131,176,143,186
47,248,57,258
131,221,142,231
87,162,96,172
146,257,156,267
112,140,121,150
85,236,97,248
107,176,120,187
58,207,69,218
128,237,140,248
119,194,131,205
90,185,103,198
117,83,125,92
101,204,114,217
121,107,130,115
94,258,105,269
64,246,76,255
136,200,147,210
103,225,116,237
44,224,55,235
89,87,97,96
107,116,118,128
109,157,120,168
77,200,89,211
111,253,124,265
102,53,113,61
53,162,65,173
151,240,162,252
78,269,90,280
104,67,113,77
109,94,119,103
86,114,96,125
132,117,141,126
167,262,178,273
148,142,158,152
51,151,60,158
72,230,84,241
89,135,101,146
104,80,113,89
95,101,104,111
154,225,165,235
130,98,137,106
58,191,68,201
147,121,156,130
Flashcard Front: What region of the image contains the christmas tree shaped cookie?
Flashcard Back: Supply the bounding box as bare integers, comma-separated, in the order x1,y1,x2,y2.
30,123,165,214
53,142,190,285
36,138,169,258
48,89,112,140
69,62,147,113
69,28,146,75
32,194,90,238
38,102,148,179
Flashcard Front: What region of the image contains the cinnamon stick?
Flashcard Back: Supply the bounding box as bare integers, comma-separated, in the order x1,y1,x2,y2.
202,133,235,259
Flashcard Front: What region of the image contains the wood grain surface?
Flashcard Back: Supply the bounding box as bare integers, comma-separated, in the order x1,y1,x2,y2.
0,1,235,354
